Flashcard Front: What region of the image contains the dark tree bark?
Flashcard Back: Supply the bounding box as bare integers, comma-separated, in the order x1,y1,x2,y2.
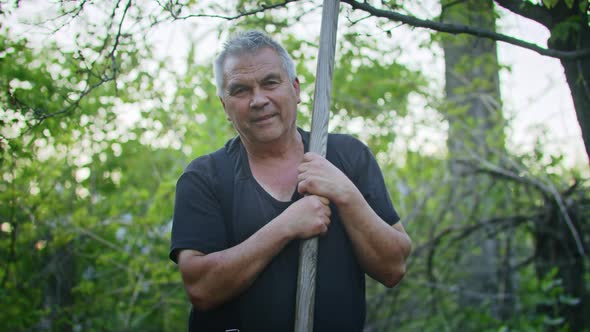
550,7,590,167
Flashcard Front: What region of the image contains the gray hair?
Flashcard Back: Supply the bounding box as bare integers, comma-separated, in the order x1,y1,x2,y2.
213,30,297,97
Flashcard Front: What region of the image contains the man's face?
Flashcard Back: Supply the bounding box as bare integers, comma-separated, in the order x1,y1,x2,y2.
220,48,301,146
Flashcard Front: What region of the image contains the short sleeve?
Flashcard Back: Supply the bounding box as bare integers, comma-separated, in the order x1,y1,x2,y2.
355,144,400,225
169,156,227,263
328,134,400,225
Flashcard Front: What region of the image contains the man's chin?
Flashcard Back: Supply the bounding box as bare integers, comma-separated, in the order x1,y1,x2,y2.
253,128,286,144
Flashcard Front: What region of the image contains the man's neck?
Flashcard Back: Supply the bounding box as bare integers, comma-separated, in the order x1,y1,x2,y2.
243,128,304,201
243,129,303,162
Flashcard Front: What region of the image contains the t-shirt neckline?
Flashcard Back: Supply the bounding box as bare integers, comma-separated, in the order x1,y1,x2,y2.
237,127,309,205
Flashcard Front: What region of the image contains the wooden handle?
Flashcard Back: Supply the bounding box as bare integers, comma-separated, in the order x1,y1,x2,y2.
294,0,340,331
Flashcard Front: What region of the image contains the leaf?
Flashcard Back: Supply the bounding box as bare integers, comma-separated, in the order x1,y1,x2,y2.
543,316,565,326
549,15,582,44
559,295,581,306
542,0,560,8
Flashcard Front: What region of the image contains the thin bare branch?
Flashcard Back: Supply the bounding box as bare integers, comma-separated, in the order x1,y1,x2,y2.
340,0,590,60
459,156,587,257
169,0,297,21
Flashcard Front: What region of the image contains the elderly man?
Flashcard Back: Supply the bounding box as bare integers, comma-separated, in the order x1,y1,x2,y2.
170,30,412,331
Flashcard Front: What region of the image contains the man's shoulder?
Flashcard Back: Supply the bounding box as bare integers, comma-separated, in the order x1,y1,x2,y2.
184,152,215,174
328,132,364,145
299,127,366,150
322,132,373,177
327,132,369,155
183,136,240,173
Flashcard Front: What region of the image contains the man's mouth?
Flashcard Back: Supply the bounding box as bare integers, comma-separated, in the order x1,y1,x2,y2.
252,113,277,123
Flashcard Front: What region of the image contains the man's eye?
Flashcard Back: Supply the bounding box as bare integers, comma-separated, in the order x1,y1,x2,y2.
230,87,247,96
263,81,279,87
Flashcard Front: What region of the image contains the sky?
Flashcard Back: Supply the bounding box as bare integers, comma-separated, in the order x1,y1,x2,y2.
4,0,587,168
496,9,586,167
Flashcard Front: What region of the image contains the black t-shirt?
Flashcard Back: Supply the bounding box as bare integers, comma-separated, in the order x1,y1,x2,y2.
170,128,399,331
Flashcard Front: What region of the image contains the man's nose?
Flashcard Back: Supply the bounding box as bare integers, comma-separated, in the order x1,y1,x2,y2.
249,88,269,109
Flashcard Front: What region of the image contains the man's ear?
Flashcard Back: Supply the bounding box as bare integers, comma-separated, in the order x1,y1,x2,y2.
220,97,231,121
293,77,301,104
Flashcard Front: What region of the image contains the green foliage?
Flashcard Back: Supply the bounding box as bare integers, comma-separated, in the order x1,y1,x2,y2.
536,0,590,14
492,267,585,332
549,15,583,44
539,0,588,10
542,0,561,8
0,27,200,331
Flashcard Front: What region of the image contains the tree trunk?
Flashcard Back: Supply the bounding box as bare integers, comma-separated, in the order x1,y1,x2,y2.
551,17,590,165
441,0,505,165
441,0,510,319
37,244,75,332
536,4,590,329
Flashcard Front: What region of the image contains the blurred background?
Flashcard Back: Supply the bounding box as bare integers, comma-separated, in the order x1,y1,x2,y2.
1,0,589,331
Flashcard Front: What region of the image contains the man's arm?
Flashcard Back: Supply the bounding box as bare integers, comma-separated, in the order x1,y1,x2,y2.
334,190,411,287
176,195,331,311
297,152,412,288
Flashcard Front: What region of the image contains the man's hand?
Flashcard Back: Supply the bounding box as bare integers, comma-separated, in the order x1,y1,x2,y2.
281,195,331,239
297,152,412,288
297,152,356,206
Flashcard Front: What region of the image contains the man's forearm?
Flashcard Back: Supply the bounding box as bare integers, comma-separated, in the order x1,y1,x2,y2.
179,194,331,310
179,217,294,311
336,188,412,288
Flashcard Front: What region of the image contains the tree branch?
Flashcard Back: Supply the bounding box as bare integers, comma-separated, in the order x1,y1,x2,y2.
340,0,590,60
169,0,297,21
457,156,587,257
